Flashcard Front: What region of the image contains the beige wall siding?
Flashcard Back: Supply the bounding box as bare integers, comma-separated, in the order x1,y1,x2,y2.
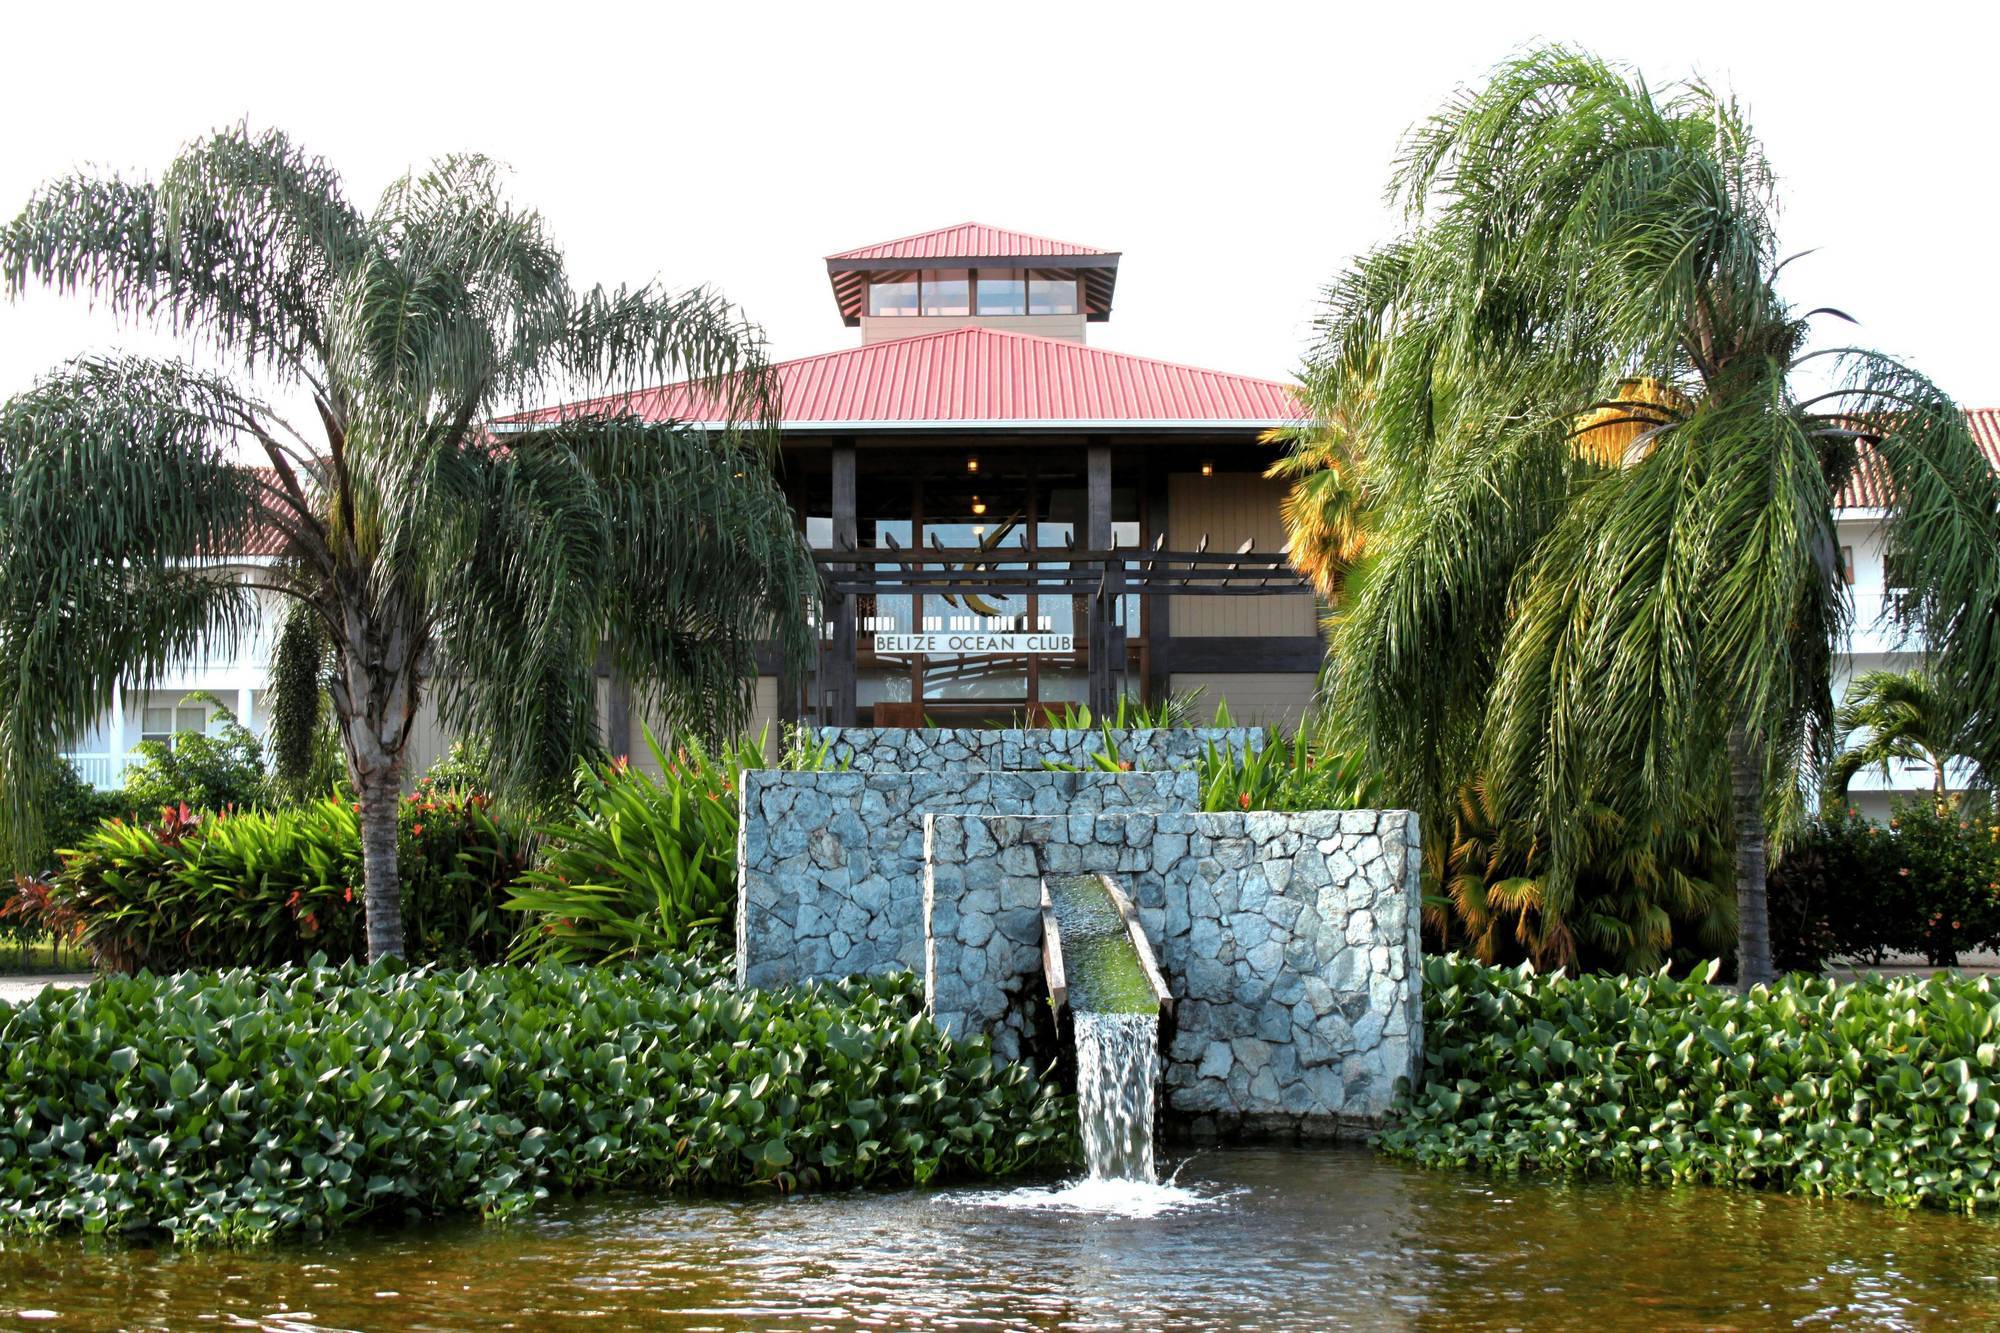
1166,473,1316,637
628,676,781,776
859,313,1086,345
399,698,457,786
1169,672,1319,729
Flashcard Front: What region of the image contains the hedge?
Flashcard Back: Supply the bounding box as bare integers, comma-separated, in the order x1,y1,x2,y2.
0,960,1072,1241
1381,955,2000,1212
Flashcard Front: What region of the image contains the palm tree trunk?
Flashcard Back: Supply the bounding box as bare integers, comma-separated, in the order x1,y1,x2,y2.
329,599,421,964
1728,724,1774,988
358,770,403,962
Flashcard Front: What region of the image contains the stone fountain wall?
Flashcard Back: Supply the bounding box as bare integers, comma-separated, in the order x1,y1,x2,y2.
735,728,1422,1136
924,810,1421,1133
813,726,1262,774
737,769,1198,988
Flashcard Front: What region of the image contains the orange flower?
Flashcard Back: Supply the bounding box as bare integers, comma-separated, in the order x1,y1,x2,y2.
1238,791,1252,810
412,824,424,836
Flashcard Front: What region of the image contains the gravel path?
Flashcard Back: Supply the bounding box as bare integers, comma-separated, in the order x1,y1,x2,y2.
0,973,92,1005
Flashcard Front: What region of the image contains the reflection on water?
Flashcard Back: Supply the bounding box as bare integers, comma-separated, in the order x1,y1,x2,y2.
1,1147,1996,1330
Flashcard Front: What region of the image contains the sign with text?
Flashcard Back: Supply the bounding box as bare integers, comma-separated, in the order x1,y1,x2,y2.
873,631,1075,656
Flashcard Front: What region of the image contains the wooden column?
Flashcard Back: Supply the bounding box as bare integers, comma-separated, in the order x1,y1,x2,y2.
1086,442,1120,715
829,443,859,726
1142,453,1170,703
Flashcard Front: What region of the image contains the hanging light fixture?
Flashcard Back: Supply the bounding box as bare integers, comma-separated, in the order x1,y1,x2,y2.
1200,459,1215,478
966,454,980,474
970,495,987,515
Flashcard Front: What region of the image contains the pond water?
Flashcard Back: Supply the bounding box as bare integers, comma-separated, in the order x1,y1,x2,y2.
1,1147,1996,1330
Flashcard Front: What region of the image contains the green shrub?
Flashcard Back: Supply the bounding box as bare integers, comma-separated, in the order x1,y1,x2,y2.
1381,955,2000,1213
40,793,526,972
0,959,1073,1240
508,729,832,965
120,708,271,816
1770,800,2000,969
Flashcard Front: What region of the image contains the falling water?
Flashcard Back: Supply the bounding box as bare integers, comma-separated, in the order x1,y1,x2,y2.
1074,1011,1160,1182
1047,873,1163,1185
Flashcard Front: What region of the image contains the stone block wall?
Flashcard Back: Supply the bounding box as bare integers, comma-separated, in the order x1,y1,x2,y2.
736,769,1199,989
812,726,1263,774
923,809,1422,1133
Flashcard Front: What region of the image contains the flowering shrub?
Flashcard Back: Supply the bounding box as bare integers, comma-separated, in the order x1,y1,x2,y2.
1769,799,2000,969
21,792,528,972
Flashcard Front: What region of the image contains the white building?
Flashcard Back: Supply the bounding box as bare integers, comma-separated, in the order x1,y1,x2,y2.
1832,406,1999,819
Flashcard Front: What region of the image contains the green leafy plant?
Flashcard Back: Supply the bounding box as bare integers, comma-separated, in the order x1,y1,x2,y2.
0,959,1073,1241
509,730,774,964
1038,689,1209,732
1382,955,2000,1214
1195,728,1381,813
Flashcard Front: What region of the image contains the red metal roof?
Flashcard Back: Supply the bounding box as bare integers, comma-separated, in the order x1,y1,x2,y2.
826,222,1113,263
1835,407,2000,509
512,327,1301,431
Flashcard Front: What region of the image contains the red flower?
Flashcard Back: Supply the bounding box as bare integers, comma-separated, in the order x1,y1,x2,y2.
1238,791,1252,810
286,890,301,909
343,887,354,903
412,824,424,836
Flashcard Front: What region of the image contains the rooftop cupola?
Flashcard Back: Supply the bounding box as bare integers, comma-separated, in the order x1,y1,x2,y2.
826,222,1120,345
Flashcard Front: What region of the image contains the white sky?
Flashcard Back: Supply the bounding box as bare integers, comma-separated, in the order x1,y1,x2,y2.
1,0,1994,413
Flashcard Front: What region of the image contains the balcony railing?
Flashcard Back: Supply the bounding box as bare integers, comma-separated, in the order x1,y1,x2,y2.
63,753,133,790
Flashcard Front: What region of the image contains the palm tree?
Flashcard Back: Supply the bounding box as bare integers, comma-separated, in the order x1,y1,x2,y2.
1300,49,2000,985
0,128,818,960
1830,669,1968,802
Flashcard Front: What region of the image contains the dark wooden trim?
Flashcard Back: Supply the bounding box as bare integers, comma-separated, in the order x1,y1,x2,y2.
829,444,858,725
1151,636,1325,674
828,254,1120,274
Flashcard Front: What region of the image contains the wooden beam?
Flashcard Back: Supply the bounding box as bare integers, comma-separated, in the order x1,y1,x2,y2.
829,443,858,725
1087,443,1115,712
1151,635,1327,674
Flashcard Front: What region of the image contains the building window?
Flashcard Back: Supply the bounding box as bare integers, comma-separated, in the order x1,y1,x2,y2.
976,268,1026,315
1028,271,1078,316
867,272,919,317
140,703,208,748
921,268,968,316
1840,545,1855,585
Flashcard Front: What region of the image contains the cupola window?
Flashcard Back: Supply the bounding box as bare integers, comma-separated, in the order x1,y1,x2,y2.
1028,271,1079,316
976,269,1027,315
867,272,919,316
920,268,969,316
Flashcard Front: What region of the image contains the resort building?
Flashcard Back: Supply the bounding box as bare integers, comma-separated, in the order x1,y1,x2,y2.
55,225,1999,810
568,222,1324,742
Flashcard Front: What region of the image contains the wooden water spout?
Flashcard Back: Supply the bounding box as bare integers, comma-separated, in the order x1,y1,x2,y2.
1042,870,1170,1182
1039,872,1171,1020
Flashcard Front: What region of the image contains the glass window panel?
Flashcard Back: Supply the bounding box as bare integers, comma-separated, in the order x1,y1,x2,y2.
1028,273,1078,316
975,269,1025,315
867,274,919,316
177,705,207,734
921,269,968,316
141,707,173,738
